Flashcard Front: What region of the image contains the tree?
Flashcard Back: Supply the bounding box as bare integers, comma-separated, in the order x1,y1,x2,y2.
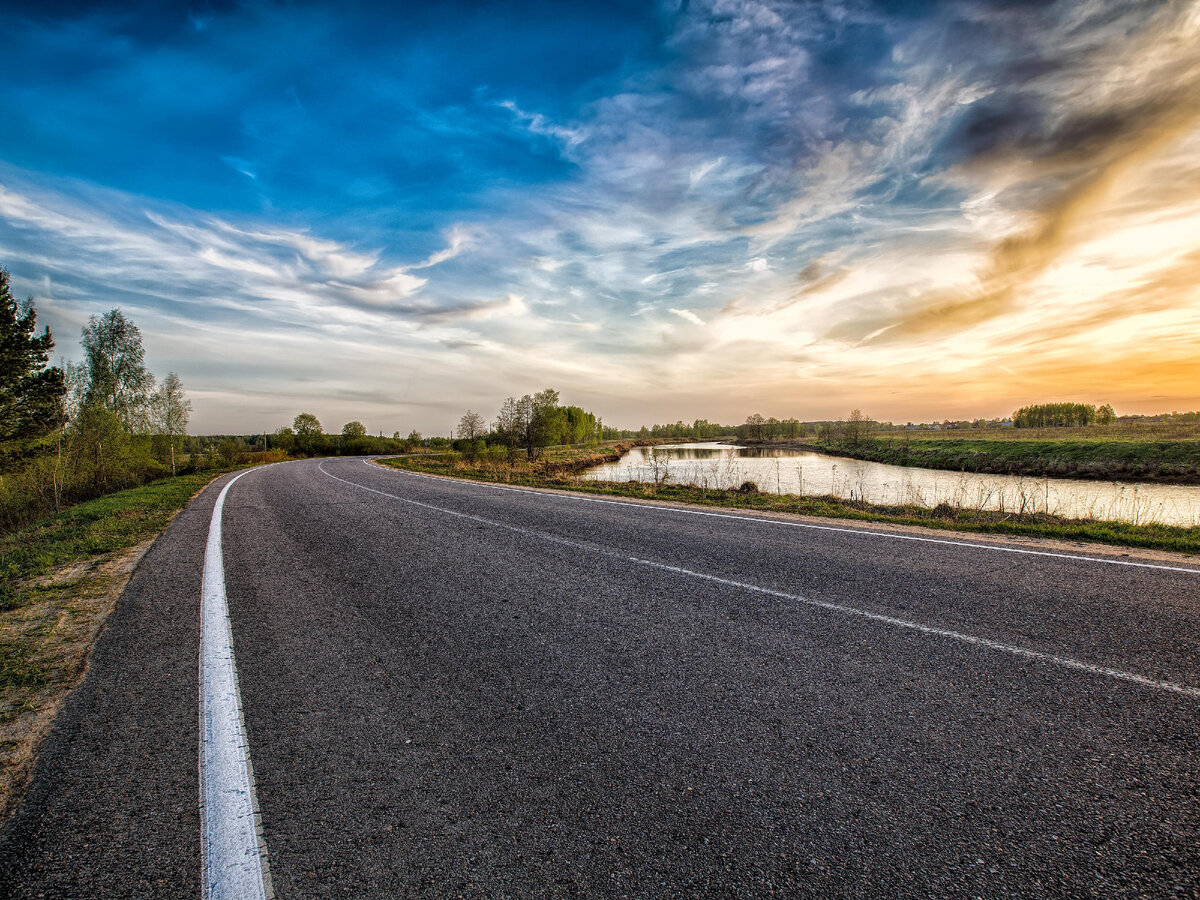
743,413,765,441
1097,403,1116,425
341,420,367,438
457,410,485,442
67,402,128,495
842,408,871,446
294,412,322,435
0,269,65,443
272,426,295,454
494,396,522,460
293,412,322,455
151,371,192,475
523,388,561,461
81,309,155,433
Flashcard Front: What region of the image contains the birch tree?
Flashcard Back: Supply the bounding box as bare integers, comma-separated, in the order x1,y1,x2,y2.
152,372,192,475
81,309,154,433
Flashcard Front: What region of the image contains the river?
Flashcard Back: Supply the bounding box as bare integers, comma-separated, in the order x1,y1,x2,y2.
581,442,1200,527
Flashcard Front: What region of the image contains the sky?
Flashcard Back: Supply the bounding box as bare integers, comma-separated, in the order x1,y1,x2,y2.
1,0,1198,434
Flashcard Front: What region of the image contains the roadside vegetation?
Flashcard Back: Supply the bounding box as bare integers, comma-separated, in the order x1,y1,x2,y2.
380,447,1200,556
0,272,204,533
384,440,672,483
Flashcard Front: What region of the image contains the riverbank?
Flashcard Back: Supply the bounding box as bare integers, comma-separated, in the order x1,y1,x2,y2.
742,437,1200,484
407,439,674,481
379,452,1200,556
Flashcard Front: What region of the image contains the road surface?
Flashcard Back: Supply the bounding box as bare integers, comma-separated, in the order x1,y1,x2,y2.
1,456,1198,897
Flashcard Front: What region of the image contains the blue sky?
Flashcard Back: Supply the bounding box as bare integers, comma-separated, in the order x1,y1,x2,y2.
2,0,1198,433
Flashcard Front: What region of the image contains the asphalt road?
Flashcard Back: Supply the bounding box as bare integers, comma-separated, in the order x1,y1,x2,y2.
2,456,1198,897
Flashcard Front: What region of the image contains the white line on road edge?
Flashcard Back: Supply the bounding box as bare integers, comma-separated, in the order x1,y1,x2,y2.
322,462,1200,700
371,461,1200,575
200,469,273,900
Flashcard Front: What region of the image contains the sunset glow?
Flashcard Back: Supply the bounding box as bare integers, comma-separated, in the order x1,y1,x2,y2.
1,0,1197,432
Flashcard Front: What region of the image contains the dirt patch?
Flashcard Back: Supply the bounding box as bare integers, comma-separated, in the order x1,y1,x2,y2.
0,536,158,822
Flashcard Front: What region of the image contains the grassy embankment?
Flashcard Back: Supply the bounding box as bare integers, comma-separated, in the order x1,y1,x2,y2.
0,467,241,817
380,444,1200,556
796,436,1200,483
734,422,1200,483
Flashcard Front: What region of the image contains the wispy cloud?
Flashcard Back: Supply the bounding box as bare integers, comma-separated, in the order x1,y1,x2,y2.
668,308,705,326
843,0,1200,346
409,224,479,270
498,100,587,150
2,0,1197,430
688,157,723,188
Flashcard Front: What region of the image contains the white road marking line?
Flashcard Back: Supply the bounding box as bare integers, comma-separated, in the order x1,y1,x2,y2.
200,469,273,900
369,460,1200,575
320,463,1200,700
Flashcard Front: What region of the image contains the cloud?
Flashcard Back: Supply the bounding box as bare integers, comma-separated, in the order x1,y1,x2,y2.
668,307,705,325
825,0,1200,346
688,157,724,187
1015,245,1200,350
498,99,587,150
408,224,478,270
861,106,1200,344
420,293,528,324
220,156,257,180
0,179,492,331
3,0,1198,431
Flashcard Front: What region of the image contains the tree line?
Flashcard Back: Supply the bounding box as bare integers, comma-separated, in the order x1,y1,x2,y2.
1012,402,1115,428
601,419,728,441
269,412,418,457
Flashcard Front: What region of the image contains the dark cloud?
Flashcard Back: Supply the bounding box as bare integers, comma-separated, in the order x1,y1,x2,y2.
942,92,1046,163
946,89,1194,169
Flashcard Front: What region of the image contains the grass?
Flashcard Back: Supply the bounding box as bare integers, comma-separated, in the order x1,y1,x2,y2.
0,469,236,612
875,421,1200,443
766,435,1200,483
0,641,45,689
0,468,235,701
380,450,1200,556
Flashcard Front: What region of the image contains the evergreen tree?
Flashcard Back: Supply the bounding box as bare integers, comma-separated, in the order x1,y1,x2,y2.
0,268,66,443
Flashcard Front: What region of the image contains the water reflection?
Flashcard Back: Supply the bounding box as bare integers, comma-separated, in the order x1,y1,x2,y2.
582,442,1200,527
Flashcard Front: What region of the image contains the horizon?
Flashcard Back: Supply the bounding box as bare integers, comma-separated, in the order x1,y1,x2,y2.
2,0,1198,434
